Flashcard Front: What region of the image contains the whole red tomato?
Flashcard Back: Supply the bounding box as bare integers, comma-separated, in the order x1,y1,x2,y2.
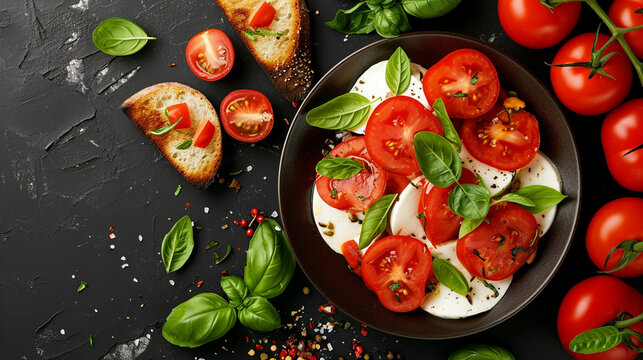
601,99,643,191
558,276,643,360
498,0,581,49
550,33,632,115
609,0,643,58
586,198,643,277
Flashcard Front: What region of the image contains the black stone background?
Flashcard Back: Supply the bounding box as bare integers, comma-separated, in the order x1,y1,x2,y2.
0,0,641,359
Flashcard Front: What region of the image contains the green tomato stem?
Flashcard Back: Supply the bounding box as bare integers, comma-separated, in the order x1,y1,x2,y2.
614,312,643,329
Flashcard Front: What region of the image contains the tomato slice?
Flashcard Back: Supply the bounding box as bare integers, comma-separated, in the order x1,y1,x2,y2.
341,240,363,277
192,120,216,148
249,1,276,27
316,137,387,214
220,89,274,142
362,236,432,312
385,172,411,195
365,96,443,176
166,103,191,129
456,202,539,280
461,104,540,171
185,29,234,81
418,169,478,246
423,49,500,119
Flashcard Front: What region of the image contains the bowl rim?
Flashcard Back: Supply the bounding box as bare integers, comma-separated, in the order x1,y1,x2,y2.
278,31,582,339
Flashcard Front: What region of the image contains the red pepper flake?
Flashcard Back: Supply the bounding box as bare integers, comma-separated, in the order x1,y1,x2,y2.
237,247,241,251
255,344,263,350
308,322,313,329
356,345,363,354
221,270,228,275
292,101,300,108
197,280,204,288
279,349,288,358
109,227,114,232
185,202,191,207
317,302,336,314
360,329,368,336
245,336,249,343
233,220,239,225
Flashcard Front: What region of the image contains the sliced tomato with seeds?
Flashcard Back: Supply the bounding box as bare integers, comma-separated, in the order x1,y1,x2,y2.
457,202,539,281
316,137,387,214
220,89,274,143
166,103,191,129
249,1,277,27
461,104,540,171
365,96,443,176
341,240,363,277
192,120,216,148
423,49,500,119
185,29,234,81
361,236,432,312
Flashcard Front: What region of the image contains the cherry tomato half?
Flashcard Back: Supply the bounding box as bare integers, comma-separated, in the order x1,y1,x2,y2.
557,276,643,360
362,236,432,312
498,0,581,49
166,103,191,129
185,29,234,81
609,0,643,58
192,119,216,148
586,198,643,278
220,89,274,142
341,240,363,277
249,1,277,28
423,49,500,119
601,99,643,192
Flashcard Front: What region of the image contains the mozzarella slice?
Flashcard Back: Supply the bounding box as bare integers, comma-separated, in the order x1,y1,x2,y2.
513,152,562,236
421,240,512,319
388,177,435,249
460,144,515,197
348,61,428,135
311,184,365,254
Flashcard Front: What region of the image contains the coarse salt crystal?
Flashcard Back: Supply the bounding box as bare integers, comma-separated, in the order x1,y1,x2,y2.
60,329,65,335
121,263,129,269
327,344,333,351
271,211,278,218
133,278,138,283
169,280,175,286
246,165,253,172
71,275,75,279
120,256,126,261
204,207,210,214
138,235,143,241
109,244,115,250
109,233,116,239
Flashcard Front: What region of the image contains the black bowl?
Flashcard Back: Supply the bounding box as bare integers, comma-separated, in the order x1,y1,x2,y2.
278,32,581,339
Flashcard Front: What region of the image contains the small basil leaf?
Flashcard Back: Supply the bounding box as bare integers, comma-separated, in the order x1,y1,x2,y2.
176,139,192,150
569,326,623,354
359,194,398,249
448,184,491,220
385,47,411,95
162,293,237,348
414,131,462,187
77,281,87,292
459,218,484,238
601,240,643,274
316,158,364,179
238,296,281,332
326,2,376,35
493,193,536,207
244,219,296,299
513,185,567,213
432,258,469,296
432,98,461,152
221,276,248,308
402,0,462,19
448,343,515,360
215,244,232,265
373,4,411,38
92,17,156,56
306,93,373,130
161,215,194,273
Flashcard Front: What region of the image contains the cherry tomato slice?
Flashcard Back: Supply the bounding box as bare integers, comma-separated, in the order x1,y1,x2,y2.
220,89,274,143
341,240,363,277
166,103,191,129
423,49,500,119
249,1,277,28
461,104,540,171
192,120,216,148
316,137,388,214
362,236,432,312
185,29,234,81
456,202,539,280
365,96,443,176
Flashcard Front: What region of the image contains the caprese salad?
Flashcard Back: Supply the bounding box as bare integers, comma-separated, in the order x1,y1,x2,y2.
306,47,567,319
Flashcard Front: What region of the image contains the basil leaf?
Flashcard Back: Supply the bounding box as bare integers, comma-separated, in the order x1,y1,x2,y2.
316,158,364,179
215,244,232,265
238,296,281,332
92,18,156,56
432,98,461,152
359,194,398,249
459,218,484,238
449,184,491,220
492,193,536,207
162,293,236,348
244,219,296,299
367,0,397,10
176,139,192,150
601,240,643,273
385,47,411,95
326,2,376,35
373,4,412,38
77,281,87,292
513,185,567,214
432,258,469,296
161,215,194,273
448,344,515,360
149,117,182,135
221,276,248,308
569,326,623,354
402,0,462,19
306,93,372,130
414,131,462,187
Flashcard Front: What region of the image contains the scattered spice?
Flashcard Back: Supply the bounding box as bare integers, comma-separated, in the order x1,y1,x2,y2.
221,224,229,230
229,169,243,176
302,286,310,295
284,117,290,125
229,178,242,192
205,241,219,250
174,184,182,196
77,281,87,293
89,333,93,347
317,302,336,314
169,62,176,67
197,280,204,288
108,233,116,240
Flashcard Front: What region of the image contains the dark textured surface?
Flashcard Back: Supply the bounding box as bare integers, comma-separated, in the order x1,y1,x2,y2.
0,0,641,359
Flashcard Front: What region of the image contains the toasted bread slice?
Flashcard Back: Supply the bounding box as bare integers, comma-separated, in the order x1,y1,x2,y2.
214,0,313,102
120,82,223,187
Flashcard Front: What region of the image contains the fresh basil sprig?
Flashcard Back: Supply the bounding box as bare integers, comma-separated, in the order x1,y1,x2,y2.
326,2,375,34
386,47,411,95
161,215,194,273
92,18,156,56
432,258,469,296
238,296,281,332
316,158,364,179
432,98,461,152
601,240,643,274
414,131,462,187
359,194,398,249
402,0,462,19
306,93,373,130
448,344,515,360
512,185,567,214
